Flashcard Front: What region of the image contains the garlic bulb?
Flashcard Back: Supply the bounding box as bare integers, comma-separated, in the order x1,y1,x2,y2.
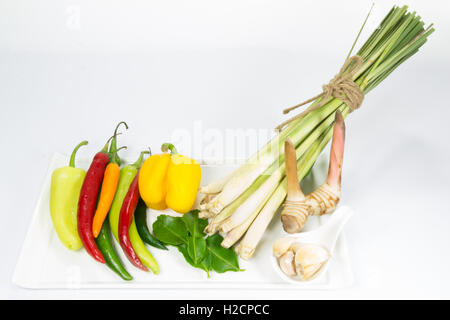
274,241,330,281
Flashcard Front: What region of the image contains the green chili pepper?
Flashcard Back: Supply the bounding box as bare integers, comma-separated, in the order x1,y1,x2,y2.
135,199,168,250
50,140,88,250
109,151,160,274
95,219,133,280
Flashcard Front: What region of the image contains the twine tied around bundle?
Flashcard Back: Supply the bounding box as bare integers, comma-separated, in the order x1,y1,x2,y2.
275,55,365,132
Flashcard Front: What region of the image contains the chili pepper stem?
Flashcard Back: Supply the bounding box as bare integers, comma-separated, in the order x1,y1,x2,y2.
69,140,88,168
132,150,150,169
100,133,122,154
109,121,128,165
100,138,111,154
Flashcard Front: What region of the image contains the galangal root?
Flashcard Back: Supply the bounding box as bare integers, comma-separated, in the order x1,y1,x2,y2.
281,110,346,233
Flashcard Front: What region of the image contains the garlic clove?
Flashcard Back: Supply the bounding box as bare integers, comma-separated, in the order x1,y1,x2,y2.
301,263,325,281
294,244,330,281
278,250,296,277
272,237,296,258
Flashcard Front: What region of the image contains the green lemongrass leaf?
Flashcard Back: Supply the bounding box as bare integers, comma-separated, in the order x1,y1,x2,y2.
365,31,431,86
358,5,395,57
371,11,415,73
206,234,243,273
182,210,208,238
187,235,207,265
389,17,423,55
359,6,405,58
152,215,188,246
346,2,374,59
364,47,420,93
177,244,211,277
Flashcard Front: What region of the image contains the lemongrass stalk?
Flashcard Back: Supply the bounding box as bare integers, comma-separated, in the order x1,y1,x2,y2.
220,166,284,232
205,190,249,234
235,139,328,259
204,209,231,235
208,42,373,216
221,194,269,248
214,120,329,236
205,103,343,234
206,98,342,215
236,108,350,259
206,153,275,214
198,210,214,219
200,113,305,198
204,163,283,235
218,103,346,233
209,6,433,214
223,121,335,249
200,165,246,194
205,179,271,235
198,193,218,212
212,5,434,252
235,6,433,258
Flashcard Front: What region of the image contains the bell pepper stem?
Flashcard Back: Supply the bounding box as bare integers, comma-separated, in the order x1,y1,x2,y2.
161,143,178,155
69,140,88,168
132,150,150,169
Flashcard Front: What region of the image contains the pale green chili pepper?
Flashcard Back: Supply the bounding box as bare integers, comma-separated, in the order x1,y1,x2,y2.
49,140,88,250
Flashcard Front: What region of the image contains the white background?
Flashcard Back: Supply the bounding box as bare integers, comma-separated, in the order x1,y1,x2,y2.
1,0,449,299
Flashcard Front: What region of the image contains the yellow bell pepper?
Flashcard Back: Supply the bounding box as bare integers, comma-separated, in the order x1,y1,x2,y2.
139,153,171,210
139,143,201,214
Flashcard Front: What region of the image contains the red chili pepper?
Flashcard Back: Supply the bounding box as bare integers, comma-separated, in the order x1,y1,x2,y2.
118,174,148,271
77,123,128,263
77,147,109,263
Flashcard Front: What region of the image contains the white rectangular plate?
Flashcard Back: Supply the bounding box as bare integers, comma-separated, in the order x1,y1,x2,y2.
13,153,353,289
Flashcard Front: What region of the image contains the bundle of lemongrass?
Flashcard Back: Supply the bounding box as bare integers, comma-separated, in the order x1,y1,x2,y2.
199,5,434,260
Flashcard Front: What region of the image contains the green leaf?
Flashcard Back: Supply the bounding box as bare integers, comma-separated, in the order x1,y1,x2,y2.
152,215,188,246
206,234,242,273
177,244,211,277
187,235,206,265
182,210,208,238
155,214,242,277
201,249,212,272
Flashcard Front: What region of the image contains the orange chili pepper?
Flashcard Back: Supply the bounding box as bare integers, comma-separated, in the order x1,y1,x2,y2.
92,121,128,238
92,162,121,237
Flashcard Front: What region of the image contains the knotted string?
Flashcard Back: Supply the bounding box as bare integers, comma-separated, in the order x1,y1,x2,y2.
275,55,364,132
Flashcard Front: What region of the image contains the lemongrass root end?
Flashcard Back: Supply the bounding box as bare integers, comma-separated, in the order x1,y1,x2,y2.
235,243,255,260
